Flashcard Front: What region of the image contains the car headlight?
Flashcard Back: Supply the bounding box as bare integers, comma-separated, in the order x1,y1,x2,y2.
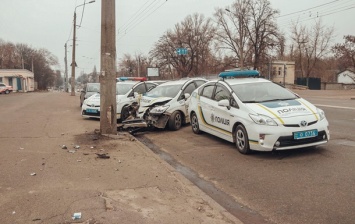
249,114,278,126
150,105,170,114
317,108,326,120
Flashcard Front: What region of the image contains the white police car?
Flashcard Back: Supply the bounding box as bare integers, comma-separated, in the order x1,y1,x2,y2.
136,78,207,130
81,78,158,119
188,70,330,154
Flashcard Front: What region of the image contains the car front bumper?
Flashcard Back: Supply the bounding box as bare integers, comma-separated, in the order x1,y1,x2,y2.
247,119,330,151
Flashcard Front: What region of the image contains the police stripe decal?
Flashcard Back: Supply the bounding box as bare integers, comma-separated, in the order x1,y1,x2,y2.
297,100,319,120
197,106,259,144
197,106,232,136
257,104,285,124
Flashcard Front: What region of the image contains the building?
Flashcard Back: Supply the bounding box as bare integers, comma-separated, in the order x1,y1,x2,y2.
0,69,35,92
337,69,355,84
270,61,296,85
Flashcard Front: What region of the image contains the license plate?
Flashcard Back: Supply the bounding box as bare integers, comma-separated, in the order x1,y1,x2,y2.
86,108,98,113
293,129,318,140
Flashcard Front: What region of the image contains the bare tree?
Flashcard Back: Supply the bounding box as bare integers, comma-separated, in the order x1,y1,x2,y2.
214,0,279,70
291,20,334,81
214,0,251,69
150,13,215,78
246,0,280,70
332,35,355,70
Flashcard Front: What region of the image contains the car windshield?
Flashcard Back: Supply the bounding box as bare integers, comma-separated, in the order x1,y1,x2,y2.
87,83,100,92
145,84,183,98
231,82,298,103
116,83,135,95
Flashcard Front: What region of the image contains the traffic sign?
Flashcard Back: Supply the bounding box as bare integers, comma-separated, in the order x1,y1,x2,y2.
176,48,188,55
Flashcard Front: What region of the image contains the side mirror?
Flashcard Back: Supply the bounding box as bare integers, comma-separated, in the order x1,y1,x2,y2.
134,92,139,98
218,99,231,110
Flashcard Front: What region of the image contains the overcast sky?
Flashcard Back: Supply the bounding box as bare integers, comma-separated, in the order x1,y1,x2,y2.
0,0,354,77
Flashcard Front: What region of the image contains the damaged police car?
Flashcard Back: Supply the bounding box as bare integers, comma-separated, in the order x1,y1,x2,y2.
188,70,330,154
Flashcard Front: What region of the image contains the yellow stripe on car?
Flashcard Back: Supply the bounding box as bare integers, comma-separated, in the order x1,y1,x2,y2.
297,100,319,120
257,104,285,124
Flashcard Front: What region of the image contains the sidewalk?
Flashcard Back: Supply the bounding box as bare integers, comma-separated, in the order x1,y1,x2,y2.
0,92,242,224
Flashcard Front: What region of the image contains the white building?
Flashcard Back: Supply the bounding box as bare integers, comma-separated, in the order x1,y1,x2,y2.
337,69,355,84
0,69,35,92
270,61,296,85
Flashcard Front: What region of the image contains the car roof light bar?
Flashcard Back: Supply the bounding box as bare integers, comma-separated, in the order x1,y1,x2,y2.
219,70,259,80
117,77,147,82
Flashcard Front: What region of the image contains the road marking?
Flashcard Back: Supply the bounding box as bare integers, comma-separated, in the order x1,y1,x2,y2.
334,140,355,147
315,104,355,110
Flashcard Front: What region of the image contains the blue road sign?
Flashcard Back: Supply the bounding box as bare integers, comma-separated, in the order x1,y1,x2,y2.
176,48,188,55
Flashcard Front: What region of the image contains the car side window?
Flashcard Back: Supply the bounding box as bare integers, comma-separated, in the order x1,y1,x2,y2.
146,83,156,92
183,83,196,95
195,80,206,87
201,85,215,99
214,86,229,101
133,83,146,94
230,98,239,108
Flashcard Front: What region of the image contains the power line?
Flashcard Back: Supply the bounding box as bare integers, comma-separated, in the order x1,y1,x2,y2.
118,0,156,33
277,1,355,28
125,0,168,34
277,0,342,18
78,0,87,28
117,0,168,41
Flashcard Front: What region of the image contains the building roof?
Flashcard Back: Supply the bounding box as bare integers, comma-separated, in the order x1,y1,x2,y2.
0,69,34,78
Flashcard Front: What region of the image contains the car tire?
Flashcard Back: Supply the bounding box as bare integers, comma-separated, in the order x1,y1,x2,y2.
235,125,251,154
191,112,201,134
121,105,130,122
168,111,182,131
5,90,9,94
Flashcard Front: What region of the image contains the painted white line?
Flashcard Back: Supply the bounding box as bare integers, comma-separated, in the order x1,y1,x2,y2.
315,104,355,110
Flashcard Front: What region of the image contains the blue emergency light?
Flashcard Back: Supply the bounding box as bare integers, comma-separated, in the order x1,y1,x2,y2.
219,70,259,79
117,77,147,82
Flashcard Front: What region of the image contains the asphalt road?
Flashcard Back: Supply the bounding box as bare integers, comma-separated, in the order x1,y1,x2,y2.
136,89,355,224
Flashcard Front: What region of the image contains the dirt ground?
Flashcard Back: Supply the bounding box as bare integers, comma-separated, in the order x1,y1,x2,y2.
0,92,241,224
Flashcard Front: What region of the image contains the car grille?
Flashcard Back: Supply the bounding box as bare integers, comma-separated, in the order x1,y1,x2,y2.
283,120,318,127
276,131,327,147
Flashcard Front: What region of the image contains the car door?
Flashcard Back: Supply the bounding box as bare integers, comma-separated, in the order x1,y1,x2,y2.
210,84,234,134
198,83,216,128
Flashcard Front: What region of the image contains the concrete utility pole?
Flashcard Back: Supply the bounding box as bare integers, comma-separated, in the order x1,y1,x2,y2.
100,0,117,134
71,11,77,96
64,43,68,92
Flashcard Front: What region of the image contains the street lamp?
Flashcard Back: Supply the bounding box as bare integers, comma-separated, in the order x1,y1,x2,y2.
71,0,95,96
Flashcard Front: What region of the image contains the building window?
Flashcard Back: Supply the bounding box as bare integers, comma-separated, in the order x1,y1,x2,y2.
278,67,282,76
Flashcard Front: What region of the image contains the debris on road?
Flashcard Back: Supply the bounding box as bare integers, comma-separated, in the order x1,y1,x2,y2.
30,173,36,176
95,153,110,159
74,145,80,149
72,212,82,220
61,145,68,149
68,150,76,153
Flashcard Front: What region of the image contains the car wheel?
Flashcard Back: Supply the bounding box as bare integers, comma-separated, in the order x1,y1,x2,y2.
168,111,182,131
191,112,201,134
121,106,130,122
5,90,9,94
235,125,250,154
